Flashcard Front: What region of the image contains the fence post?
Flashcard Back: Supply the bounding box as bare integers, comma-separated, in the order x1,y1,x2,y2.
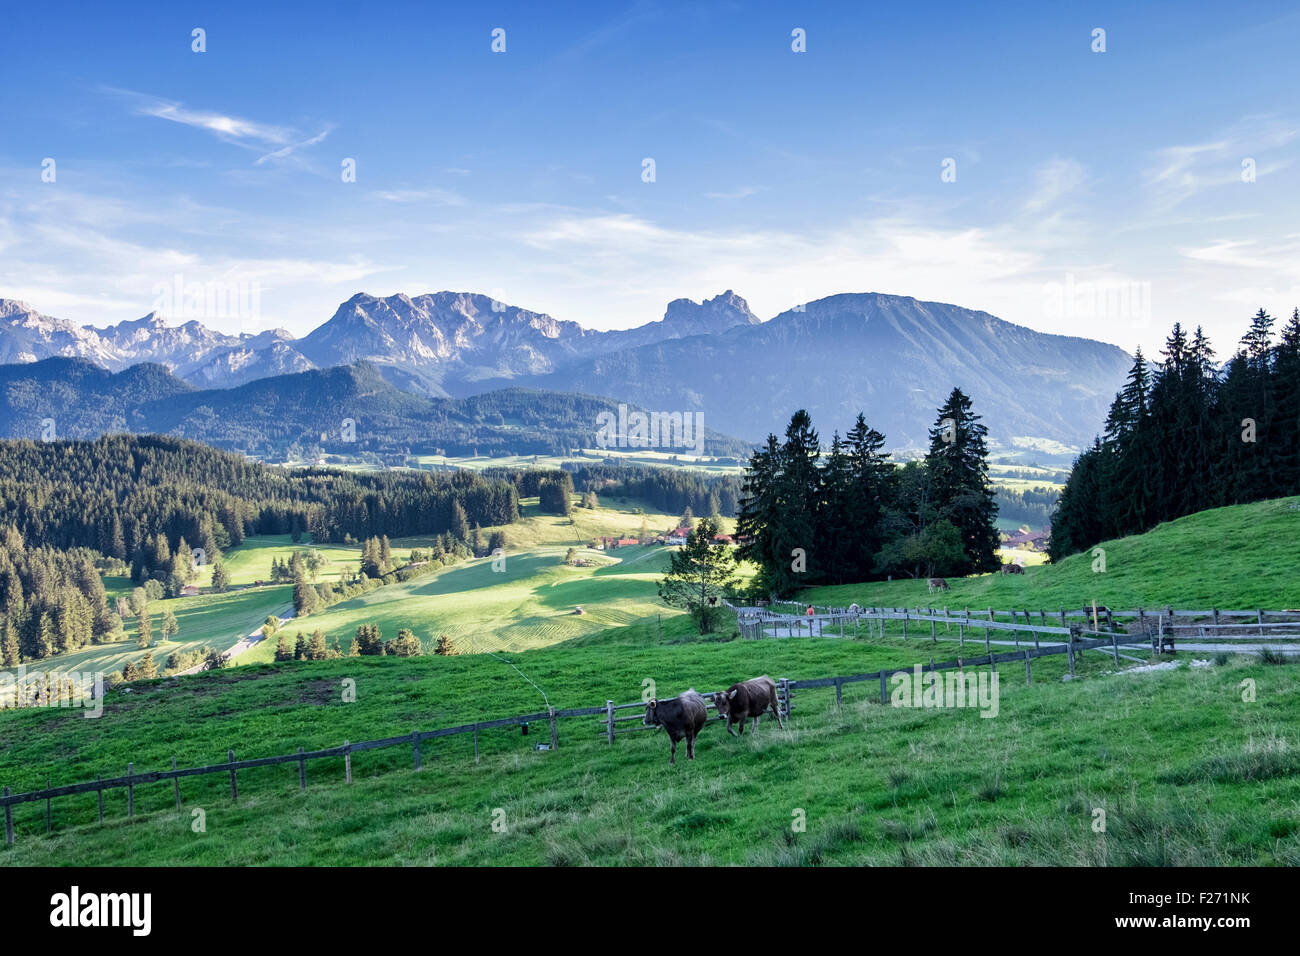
549,708,559,750
96,776,104,823
3,787,11,845
930,612,936,643
1067,626,1078,676
412,731,422,770
1024,650,1032,685
344,741,352,783
606,701,615,744
298,747,306,790
902,611,908,640
45,777,51,834
1110,633,1120,665
1258,609,1265,638
228,749,238,801
1212,607,1220,627
879,671,888,704
172,756,181,810
127,763,134,818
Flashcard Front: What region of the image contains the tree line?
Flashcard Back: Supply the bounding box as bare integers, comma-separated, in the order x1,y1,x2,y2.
738,388,1001,597
1050,309,1300,559
0,435,520,583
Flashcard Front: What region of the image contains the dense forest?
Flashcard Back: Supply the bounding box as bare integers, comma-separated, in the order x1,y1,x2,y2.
0,529,117,665
566,464,741,518
1051,309,1300,559
482,462,743,518
738,388,1001,597
0,434,518,579
995,486,1058,527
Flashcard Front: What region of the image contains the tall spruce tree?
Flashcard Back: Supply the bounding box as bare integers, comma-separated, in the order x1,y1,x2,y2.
924,388,999,574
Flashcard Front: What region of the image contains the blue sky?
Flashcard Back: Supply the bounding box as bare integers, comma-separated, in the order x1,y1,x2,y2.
3,0,1299,353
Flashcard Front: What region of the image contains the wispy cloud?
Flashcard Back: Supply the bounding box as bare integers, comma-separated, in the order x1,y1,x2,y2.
107,87,331,167
1022,158,1086,214
368,188,466,205
1145,115,1300,209
704,185,762,200
254,127,334,165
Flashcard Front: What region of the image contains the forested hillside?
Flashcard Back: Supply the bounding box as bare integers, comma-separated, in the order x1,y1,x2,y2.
1052,309,1300,558
0,358,751,460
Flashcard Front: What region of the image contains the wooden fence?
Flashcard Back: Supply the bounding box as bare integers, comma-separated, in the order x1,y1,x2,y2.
738,602,1300,645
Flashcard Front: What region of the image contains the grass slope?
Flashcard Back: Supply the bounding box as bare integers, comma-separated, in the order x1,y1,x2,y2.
0,621,1296,865
804,496,1300,612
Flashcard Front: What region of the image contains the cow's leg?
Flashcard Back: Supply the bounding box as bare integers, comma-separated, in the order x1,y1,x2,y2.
736,715,745,736
686,731,696,760
726,717,737,737
771,701,785,729
669,736,677,765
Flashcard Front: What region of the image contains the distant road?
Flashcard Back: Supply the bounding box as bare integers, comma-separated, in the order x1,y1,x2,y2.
175,604,295,675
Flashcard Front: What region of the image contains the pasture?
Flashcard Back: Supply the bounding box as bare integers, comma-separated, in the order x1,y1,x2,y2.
17,585,292,678
0,616,1296,865
805,496,1300,613
242,542,683,658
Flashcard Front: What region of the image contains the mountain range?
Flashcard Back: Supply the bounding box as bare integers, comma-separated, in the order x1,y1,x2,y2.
0,290,1131,452
0,358,750,461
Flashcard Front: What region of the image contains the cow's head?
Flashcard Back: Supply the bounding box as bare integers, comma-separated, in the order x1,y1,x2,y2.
643,698,659,727
714,687,737,720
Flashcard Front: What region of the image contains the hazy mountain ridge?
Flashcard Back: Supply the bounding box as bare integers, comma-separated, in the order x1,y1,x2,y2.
0,357,750,460
0,290,1130,450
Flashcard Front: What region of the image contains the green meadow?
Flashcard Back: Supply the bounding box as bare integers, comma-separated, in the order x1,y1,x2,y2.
2,496,1297,866
802,496,1300,613
0,614,1296,865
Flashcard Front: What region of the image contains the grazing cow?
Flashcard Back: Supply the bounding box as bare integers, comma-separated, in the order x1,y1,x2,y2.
927,577,950,593
713,675,784,736
644,689,708,764
999,563,1024,575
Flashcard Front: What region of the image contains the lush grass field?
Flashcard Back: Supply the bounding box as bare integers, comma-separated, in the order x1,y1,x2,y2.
803,496,1300,612
4,496,1300,865
427,494,735,554
0,615,1296,865
244,543,683,658
201,535,399,588
19,586,293,678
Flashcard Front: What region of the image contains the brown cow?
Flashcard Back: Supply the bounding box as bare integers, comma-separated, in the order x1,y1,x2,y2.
927,577,950,593
999,563,1024,575
713,675,784,736
644,689,708,764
